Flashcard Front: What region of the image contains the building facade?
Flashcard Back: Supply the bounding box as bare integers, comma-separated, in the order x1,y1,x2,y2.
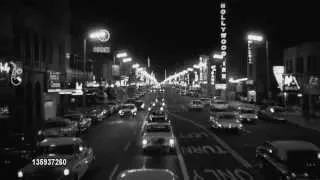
283,42,320,117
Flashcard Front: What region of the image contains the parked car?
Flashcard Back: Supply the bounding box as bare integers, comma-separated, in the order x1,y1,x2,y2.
106,101,120,112
256,140,320,179
141,122,176,153
0,132,35,179
116,169,178,180
188,100,204,111
118,104,138,118
237,107,258,124
38,117,79,138
209,112,243,134
17,137,94,180
258,106,287,122
63,113,92,132
126,99,145,110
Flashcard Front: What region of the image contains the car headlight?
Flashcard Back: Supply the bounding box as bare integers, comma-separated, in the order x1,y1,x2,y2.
254,115,258,119
162,103,165,106
142,139,147,145
239,124,243,128
38,130,42,135
119,110,124,115
169,138,175,146
17,170,23,178
148,107,151,111
317,153,320,159
217,124,222,128
141,103,145,108
63,168,70,176
152,103,155,106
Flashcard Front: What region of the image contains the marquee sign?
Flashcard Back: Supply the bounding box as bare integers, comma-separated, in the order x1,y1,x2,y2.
0,60,23,86
273,66,284,91
220,2,227,57
92,46,111,53
283,74,300,92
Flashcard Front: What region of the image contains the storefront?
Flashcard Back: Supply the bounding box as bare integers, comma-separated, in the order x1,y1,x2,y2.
303,76,320,117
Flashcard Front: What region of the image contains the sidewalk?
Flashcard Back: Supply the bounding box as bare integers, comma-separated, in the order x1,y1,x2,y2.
229,101,320,133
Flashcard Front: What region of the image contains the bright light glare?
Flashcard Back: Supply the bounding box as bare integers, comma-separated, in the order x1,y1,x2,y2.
89,29,110,42
213,54,224,59
132,63,140,68
247,34,263,42
187,68,193,71
116,52,128,58
17,170,23,178
142,139,147,145
169,139,175,146
122,57,132,63
193,64,200,69
63,168,70,176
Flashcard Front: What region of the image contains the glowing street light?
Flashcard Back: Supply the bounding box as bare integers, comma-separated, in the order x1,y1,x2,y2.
132,63,140,68
89,29,110,42
116,52,128,58
247,34,263,42
122,57,132,63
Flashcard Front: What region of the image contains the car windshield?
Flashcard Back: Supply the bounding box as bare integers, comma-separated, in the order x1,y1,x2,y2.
240,109,255,114
192,101,202,105
37,144,76,155
45,121,69,128
215,101,226,104
146,125,171,132
122,105,135,109
219,114,236,120
150,117,166,122
151,111,164,115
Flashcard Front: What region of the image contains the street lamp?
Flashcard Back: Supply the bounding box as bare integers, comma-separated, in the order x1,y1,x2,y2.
247,33,270,98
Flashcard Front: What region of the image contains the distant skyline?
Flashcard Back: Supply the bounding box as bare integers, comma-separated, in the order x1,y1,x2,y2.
71,0,320,81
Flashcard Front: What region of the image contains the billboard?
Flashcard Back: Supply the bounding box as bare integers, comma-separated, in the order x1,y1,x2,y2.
47,71,61,92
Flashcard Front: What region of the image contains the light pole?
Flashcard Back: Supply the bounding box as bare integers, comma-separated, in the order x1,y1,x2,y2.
247,33,270,99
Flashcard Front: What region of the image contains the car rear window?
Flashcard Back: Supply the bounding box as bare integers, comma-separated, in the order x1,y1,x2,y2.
146,125,171,132
38,144,77,155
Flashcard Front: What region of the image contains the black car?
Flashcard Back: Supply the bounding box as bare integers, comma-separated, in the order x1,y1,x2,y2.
256,140,320,179
85,107,108,123
126,99,145,110
0,133,35,179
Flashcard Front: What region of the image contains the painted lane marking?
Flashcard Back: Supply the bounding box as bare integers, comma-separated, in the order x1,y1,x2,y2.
168,111,253,169
174,133,191,180
123,141,131,152
109,164,119,180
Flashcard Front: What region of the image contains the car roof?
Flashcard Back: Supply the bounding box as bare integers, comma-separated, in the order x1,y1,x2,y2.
117,168,177,180
39,137,82,147
123,103,135,106
147,122,171,126
271,140,320,152
64,113,82,116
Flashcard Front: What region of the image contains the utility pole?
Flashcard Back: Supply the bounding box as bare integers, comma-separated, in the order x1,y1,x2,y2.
266,40,271,99
165,69,167,80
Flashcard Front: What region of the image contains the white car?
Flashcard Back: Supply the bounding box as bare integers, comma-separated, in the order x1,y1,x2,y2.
200,98,211,106
210,99,229,111
141,123,176,153
188,100,204,111
119,104,138,118
17,137,94,180
116,168,178,180
237,107,258,123
209,112,243,133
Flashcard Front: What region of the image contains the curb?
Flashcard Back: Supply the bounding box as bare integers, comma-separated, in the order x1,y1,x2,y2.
285,118,320,133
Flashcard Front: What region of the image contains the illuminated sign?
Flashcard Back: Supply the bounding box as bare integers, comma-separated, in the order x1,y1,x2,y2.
92,46,111,53
112,65,120,76
273,66,284,91
283,74,300,91
90,29,110,42
47,71,61,92
248,41,253,64
0,61,23,86
220,2,227,57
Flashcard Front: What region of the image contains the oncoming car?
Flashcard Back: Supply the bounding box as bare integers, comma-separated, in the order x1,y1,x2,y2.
17,137,94,180
141,123,176,153
188,100,204,111
237,107,258,124
118,104,138,118
116,168,178,180
209,112,243,134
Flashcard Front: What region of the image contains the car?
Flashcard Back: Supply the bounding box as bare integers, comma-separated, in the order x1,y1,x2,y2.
209,112,243,133
0,132,35,179
258,106,287,122
200,97,211,106
237,107,258,124
85,107,108,123
116,168,178,180
63,113,92,132
210,99,229,111
126,99,145,110
38,117,79,138
256,140,320,179
118,104,138,118
17,137,94,180
141,122,176,153
188,100,204,111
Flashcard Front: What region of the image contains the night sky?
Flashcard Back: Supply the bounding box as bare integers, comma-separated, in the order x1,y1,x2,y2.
71,0,320,81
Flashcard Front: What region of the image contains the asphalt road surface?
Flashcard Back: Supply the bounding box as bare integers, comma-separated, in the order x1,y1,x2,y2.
80,87,320,180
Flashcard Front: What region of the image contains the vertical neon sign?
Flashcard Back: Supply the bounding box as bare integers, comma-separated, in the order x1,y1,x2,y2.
220,2,227,81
